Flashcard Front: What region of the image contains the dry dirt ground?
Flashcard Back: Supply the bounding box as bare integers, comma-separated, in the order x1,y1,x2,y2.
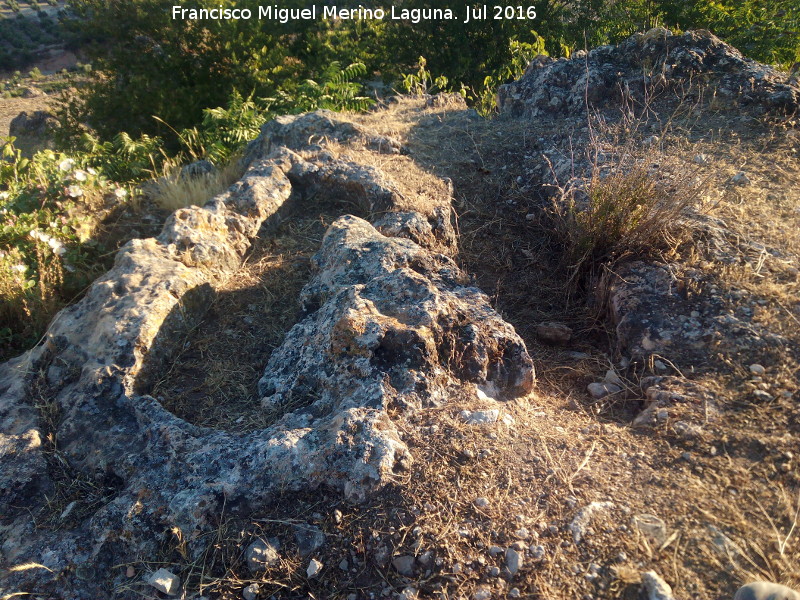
0,93,51,139
106,95,800,600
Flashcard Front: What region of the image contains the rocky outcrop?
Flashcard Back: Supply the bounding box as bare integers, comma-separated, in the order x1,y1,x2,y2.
0,110,534,597
499,29,800,118
9,109,58,156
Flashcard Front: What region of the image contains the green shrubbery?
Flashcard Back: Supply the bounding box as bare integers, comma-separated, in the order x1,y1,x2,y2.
0,137,131,355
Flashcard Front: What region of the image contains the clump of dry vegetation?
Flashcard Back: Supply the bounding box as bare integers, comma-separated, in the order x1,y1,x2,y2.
150,157,245,211
548,111,710,290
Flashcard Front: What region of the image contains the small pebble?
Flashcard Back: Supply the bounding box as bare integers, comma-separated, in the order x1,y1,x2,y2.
529,545,546,559
588,382,621,399
147,568,180,596
474,497,490,508
398,587,418,600
514,527,530,540
731,171,751,186
306,559,322,578
242,583,259,600
392,555,415,576
749,364,766,376
506,548,523,575
753,390,773,402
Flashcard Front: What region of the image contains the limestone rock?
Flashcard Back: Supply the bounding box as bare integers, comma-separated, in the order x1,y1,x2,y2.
147,568,180,596
749,364,766,376
461,409,502,425
535,322,573,345
306,558,323,578
246,538,280,572
242,583,260,600
734,582,800,600
392,555,415,576
249,110,405,158
257,215,534,432
588,382,621,399
499,30,799,118
641,571,675,600
0,101,536,597
506,548,523,575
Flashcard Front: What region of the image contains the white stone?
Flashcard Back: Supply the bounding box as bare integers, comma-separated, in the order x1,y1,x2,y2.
246,538,280,572
749,364,766,376
733,581,800,600
587,382,621,399
242,583,259,600
506,548,523,575
306,559,323,578
641,570,675,600
461,409,500,425
147,568,180,596
569,501,614,543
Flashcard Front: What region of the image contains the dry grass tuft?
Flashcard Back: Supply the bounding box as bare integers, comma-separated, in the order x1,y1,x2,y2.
549,113,710,290
152,158,245,211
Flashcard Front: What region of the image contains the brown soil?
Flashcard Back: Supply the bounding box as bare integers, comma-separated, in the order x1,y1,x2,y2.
110,98,800,599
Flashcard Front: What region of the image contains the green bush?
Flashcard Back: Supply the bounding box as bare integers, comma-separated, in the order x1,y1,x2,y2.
0,137,131,357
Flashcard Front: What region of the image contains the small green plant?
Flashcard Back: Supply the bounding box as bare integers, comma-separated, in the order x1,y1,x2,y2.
401,56,453,96
165,90,273,166
78,131,164,182
287,62,375,113
470,36,547,117
27,66,43,80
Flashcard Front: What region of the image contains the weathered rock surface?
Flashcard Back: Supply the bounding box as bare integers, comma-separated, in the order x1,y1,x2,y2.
9,109,58,155
257,215,534,436
0,108,534,597
734,582,800,600
248,109,405,158
605,256,795,369
641,570,676,600
499,29,800,118
246,537,280,572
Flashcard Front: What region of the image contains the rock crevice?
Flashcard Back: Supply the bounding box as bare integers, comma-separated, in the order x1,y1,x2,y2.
0,110,534,597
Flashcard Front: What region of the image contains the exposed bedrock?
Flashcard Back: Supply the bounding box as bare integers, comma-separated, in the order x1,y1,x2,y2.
0,111,533,596
499,29,799,118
